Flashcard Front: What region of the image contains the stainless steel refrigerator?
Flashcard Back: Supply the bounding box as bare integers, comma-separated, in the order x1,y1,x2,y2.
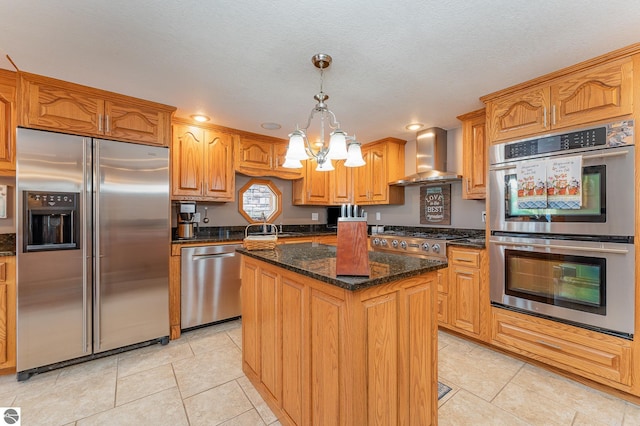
16,128,170,379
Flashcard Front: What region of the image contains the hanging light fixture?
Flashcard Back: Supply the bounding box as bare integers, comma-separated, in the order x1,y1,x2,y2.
284,53,366,171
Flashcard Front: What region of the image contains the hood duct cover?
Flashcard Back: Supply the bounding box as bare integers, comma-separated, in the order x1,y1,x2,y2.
390,126,462,186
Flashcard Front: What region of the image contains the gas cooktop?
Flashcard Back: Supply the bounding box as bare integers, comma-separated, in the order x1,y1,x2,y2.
370,231,469,260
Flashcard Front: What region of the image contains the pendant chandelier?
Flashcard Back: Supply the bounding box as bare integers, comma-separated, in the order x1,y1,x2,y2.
283,53,366,171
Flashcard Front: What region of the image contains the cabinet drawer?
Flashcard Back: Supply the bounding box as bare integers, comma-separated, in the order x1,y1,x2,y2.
492,308,631,386
449,250,480,268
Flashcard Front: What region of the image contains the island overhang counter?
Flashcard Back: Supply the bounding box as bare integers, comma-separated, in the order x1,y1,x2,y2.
238,242,444,425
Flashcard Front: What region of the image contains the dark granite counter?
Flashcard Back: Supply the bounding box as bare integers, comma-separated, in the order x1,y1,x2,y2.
0,233,16,256
447,238,486,249
237,242,447,291
172,225,336,244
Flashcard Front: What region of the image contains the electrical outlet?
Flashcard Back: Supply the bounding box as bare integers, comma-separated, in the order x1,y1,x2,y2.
194,212,201,222
376,212,381,221
312,212,319,221
481,211,486,223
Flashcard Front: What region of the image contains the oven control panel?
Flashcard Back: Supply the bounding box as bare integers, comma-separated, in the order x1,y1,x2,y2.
504,127,606,160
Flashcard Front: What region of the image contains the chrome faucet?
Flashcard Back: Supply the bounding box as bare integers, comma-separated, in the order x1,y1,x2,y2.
261,212,267,233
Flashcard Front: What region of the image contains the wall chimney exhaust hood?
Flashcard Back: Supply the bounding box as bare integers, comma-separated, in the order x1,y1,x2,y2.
390,127,462,186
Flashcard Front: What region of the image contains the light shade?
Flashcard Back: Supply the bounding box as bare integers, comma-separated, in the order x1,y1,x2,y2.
344,143,366,167
282,157,303,168
286,131,310,161
326,129,348,160
316,158,334,171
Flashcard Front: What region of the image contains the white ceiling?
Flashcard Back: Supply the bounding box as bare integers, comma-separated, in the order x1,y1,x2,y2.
2,0,640,143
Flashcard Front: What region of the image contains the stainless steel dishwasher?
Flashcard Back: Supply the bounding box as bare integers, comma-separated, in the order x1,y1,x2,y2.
181,244,243,329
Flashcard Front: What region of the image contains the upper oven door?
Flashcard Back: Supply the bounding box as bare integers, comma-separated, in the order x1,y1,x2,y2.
489,144,634,236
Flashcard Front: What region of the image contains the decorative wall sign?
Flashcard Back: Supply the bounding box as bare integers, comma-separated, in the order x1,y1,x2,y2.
420,184,451,225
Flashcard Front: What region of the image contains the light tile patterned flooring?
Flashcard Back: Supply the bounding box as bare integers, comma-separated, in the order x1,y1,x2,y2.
1,319,639,425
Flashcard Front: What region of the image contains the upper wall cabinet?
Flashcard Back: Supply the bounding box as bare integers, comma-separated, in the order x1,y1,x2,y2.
457,109,486,200
0,70,16,174
354,137,406,205
483,55,634,144
235,134,302,180
18,72,175,146
172,120,236,202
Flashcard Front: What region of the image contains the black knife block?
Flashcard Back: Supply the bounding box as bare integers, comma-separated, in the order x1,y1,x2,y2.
336,219,370,277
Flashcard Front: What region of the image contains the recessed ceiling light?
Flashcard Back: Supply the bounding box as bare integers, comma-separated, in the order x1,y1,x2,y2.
405,123,424,131
191,114,210,123
261,122,282,130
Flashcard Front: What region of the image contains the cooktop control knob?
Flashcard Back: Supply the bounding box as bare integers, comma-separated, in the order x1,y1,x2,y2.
381,239,388,247
422,242,430,252
392,239,399,248
400,241,407,249
432,244,441,254
372,238,380,246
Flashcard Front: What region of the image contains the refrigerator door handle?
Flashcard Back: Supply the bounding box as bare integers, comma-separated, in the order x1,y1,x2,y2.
94,140,102,351
82,138,90,354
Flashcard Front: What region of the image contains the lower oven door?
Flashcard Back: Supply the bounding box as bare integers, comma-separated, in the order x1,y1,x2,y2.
489,234,635,337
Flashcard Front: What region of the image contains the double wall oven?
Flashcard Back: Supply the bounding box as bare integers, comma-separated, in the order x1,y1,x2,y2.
489,120,635,338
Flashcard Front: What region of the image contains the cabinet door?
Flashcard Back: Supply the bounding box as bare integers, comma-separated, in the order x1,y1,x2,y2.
203,130,235,201
488,87,550,143
0,257,16,370
260,268,281,401
303,161,330,204
105,100,169,146
330,160,352,204
551,58,634,129
171,124,204,197
460,110,487,199
354,147,372,204
368,145,388,203
449,265,481,337
241,259,260,376
20,75,103,135
0,71,16,172
236,137,273,173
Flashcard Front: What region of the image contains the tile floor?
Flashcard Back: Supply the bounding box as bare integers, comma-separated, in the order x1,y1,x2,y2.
1,320,639,425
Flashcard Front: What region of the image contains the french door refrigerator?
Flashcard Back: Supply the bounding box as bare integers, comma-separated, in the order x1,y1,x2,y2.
16,128,170,380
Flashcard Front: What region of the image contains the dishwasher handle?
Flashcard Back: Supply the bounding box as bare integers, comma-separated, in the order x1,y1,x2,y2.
191,252,236,260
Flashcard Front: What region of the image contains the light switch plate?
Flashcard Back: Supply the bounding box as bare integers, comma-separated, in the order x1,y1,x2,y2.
312,212,319,221
376,212,381,221
194,212,201,222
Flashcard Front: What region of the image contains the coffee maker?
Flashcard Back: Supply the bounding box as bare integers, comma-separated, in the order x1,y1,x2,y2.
177,201,197,239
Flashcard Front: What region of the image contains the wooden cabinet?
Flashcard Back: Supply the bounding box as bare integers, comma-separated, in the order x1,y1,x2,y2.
172,120,236,202
354,137,405,205
436,267,449,324
235,134,302,180
492,307,632,390
329,159,352,204
0,256,16,373
241,255,438,425
292,160,331,205
457,109,487,199
19,72,175,146
484,56,634,143
442,247,489,341
0,70,16,174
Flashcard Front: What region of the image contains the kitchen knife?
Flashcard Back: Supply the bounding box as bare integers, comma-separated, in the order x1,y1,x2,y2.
353,204,358,218
341,203,346,218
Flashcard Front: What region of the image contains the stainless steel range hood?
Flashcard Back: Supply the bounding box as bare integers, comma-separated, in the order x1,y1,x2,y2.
390,127,462,186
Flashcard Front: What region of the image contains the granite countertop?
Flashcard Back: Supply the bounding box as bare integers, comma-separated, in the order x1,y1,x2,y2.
447,237,486,249
172,225,337,244
0,233,16,256
237,242,447,291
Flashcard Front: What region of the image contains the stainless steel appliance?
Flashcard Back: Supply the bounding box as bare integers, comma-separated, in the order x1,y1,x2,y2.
488,120,635,338
489,120,634,236
490,233,634,337
181,244,242,329
16,128,170,379
177,201,196,239
370,230,467,260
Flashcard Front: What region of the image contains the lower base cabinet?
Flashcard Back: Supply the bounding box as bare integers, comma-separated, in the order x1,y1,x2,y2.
241,256,438,425
492,307,632,391
0,256,16,374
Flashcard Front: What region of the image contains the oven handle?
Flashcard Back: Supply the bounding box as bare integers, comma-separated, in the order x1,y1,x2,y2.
489,149,630,172
489,240,629,254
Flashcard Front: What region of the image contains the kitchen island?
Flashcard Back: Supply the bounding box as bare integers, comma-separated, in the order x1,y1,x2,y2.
238,243,444,425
